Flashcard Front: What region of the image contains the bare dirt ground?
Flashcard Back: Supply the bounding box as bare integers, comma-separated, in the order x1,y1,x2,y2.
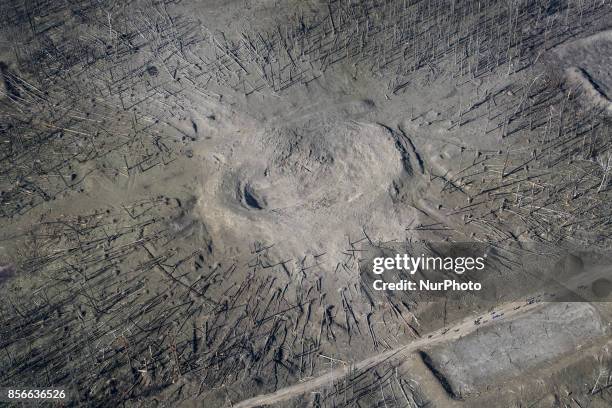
229,301,566,408
1,0,612,407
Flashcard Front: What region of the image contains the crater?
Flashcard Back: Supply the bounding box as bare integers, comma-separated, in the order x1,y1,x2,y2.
242,184,266,210
592,278,612,298
199,121,418,257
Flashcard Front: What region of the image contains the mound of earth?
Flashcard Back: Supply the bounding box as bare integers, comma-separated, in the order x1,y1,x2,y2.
196,121,420,259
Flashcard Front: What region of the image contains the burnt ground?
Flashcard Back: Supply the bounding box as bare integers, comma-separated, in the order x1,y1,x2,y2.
1,0,612,407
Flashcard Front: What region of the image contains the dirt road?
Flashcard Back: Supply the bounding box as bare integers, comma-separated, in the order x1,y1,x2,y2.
232,299,543,408
232,265,610,407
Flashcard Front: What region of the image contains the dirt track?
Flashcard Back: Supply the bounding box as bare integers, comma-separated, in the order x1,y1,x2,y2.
232,299,542,408
232,266,612,407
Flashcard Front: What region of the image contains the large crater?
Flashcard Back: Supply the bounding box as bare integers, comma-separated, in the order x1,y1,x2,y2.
197,121,418,260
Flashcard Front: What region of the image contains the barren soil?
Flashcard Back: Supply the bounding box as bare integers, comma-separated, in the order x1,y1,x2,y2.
1,0,612,407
